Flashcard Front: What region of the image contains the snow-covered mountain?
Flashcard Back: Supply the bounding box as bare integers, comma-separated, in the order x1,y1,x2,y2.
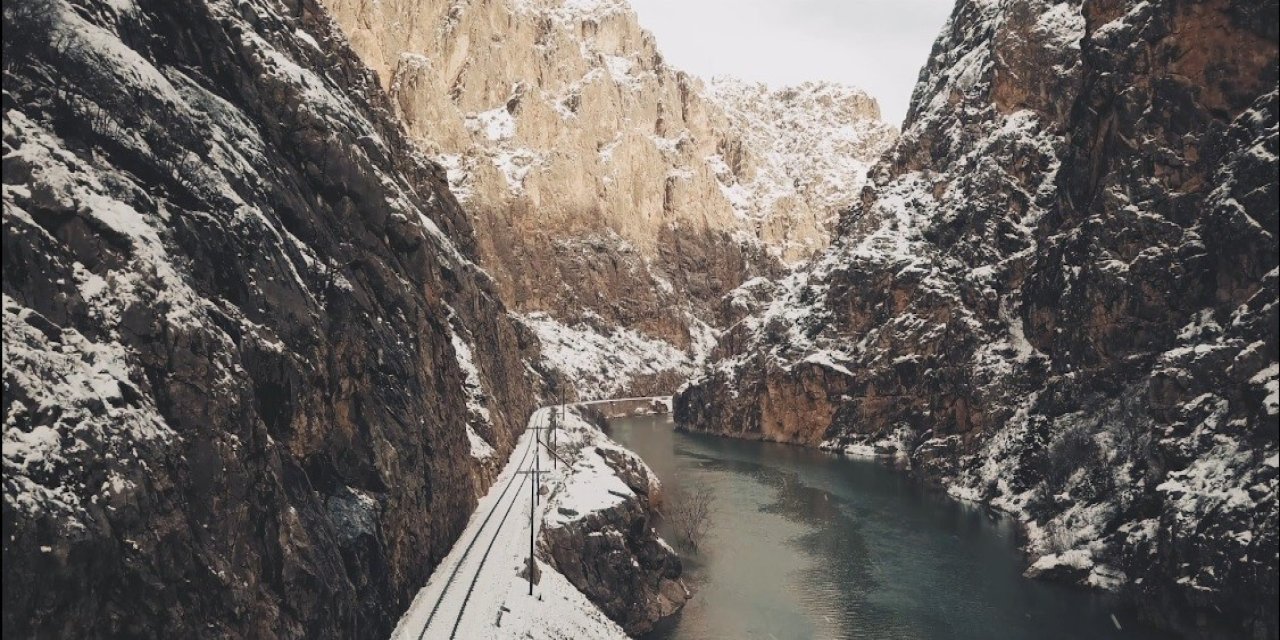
323,0,896,396
679,0,1278,636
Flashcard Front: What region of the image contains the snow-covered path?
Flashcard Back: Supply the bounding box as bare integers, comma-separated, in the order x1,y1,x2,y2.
390,402,666,640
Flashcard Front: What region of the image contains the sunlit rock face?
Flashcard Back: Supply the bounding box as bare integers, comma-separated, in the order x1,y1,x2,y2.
679,0,1278,637
2,0,542,636
323,0,896,389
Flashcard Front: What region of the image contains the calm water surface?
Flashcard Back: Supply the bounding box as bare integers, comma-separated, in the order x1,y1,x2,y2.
606,414,1163,640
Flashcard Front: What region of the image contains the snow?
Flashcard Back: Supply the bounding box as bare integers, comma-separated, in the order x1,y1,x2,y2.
1250,363,1278,416
467,426,497,460
391,401,670,640
1034,2,1086,49
603,55,639,89
522,312,691,400
435,153,473,202
294,28,322,52
597,135,622,163
492,149,542,194
542,408,650,526
3,295,177,525
491,564,628,638
704,79,897,258
514,0,632,26
467,107,517,142
449,307,498,461
801,350,854,377
1028,548,1093,574
448,309,493,424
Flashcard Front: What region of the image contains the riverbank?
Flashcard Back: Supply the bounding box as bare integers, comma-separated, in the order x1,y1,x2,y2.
609,413,1168,640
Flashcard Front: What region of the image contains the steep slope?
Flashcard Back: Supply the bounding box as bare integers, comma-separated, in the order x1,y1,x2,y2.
2,0,542,636
678,0,1278,637
321,0,895,395
705,78,897,255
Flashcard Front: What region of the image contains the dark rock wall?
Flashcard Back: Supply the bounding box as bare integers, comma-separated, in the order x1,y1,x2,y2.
539,425,687,636
2,0,539,637
678,0,1278,637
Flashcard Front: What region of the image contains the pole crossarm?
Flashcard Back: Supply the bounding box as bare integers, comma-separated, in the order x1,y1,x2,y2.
538,440,570,467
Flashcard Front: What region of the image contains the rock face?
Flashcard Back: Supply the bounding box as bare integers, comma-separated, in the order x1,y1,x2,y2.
2,0,541,637
539,409,687,635
679,0,1278,637
705,78,898,260
321,0,895,388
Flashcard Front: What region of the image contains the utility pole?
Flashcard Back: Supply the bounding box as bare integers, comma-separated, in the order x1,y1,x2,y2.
522,411,571,599
522,412,542,597
528,452,535,596
554,383,562,468
548,392,558,469
534,416,540,505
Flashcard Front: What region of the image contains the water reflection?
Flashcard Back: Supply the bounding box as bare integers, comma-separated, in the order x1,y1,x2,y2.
607,414,1163,640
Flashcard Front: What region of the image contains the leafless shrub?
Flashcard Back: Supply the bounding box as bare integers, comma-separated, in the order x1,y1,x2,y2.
1046,423,1098,488
1101,393,1153,463
664,483,714,553
1042,519,1078,555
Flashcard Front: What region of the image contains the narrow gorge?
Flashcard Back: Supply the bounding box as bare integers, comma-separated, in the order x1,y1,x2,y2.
323,0,897,396
679,0,1279,637
2,0,1276,639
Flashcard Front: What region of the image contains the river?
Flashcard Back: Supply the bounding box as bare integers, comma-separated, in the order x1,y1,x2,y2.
605,413,1164,640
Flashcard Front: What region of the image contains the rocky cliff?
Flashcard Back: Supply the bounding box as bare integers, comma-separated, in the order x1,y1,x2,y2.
2,0,543,636
539,407,687,636
678,0,1278,637
321,0,896,394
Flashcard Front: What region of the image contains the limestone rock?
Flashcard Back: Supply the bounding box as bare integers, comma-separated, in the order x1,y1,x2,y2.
323,0,896,381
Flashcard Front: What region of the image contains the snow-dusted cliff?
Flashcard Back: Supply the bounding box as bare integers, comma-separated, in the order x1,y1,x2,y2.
705,79,897,259
679,0,1278,637
323,0,895,395
2,0,544,635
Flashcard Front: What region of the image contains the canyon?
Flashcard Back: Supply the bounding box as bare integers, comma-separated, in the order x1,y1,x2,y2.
678,0,1279,637
323,0,897,393
2,0,1275,638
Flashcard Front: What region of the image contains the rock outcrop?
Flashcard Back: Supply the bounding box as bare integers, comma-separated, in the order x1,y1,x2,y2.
539,409,687,635
321,0,895,393
679,0,1278,637
2,0,542,637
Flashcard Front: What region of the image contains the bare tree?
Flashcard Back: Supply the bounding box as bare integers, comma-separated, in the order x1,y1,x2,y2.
664,483,715,553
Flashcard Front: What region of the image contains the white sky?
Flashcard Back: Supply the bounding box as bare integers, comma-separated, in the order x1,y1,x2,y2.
627,0,955,127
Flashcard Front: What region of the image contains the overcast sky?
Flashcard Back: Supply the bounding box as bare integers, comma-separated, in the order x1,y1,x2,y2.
627,0,955,126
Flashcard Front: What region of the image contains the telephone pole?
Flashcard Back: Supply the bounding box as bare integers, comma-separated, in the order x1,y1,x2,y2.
554,383,563,467
548,393,558,469
528,450,535,596
534,417,540,505
521,413,544,596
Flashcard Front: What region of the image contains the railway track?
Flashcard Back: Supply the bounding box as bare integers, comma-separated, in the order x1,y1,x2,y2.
415,411,543,639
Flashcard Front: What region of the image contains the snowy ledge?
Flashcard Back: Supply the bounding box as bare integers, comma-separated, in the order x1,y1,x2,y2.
390,398,675,639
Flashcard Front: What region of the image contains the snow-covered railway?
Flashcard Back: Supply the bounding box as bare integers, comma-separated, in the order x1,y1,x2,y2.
391,402,666,640
410,413,542,639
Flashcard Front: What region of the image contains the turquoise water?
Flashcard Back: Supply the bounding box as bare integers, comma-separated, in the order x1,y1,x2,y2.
606,414,1164,640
